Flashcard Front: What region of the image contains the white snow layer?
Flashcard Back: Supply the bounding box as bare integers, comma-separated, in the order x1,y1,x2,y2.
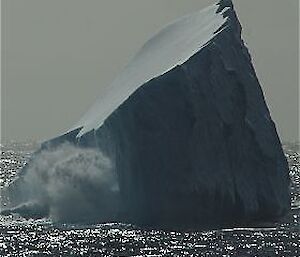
74,2,229,137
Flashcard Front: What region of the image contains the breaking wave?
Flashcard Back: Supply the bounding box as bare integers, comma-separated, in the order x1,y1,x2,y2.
1,143,120,223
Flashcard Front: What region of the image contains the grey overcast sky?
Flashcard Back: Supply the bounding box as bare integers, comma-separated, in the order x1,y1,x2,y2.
1,0,299,143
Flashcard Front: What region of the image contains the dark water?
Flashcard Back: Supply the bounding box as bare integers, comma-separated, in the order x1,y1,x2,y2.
0,142,299,257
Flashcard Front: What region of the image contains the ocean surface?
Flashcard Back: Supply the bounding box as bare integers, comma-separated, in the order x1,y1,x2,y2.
0,142,299,257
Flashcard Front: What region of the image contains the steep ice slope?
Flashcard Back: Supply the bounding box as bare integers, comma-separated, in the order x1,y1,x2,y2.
73,3,230,137
4,0,290,229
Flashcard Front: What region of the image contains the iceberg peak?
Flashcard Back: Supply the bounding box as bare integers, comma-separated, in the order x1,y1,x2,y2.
73,1,233,138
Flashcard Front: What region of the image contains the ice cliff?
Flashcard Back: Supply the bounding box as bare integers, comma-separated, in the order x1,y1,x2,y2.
3,0,291,229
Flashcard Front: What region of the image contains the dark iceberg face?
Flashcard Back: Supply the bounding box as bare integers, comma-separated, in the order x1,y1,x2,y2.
2,0,291,230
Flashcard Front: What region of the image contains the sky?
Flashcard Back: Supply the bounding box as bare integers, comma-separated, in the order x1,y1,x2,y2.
1,0,299,143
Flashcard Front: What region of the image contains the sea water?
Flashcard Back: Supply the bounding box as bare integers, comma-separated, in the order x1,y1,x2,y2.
0,142,299,257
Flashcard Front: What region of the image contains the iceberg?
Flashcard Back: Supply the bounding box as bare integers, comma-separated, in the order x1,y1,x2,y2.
3,0,291,229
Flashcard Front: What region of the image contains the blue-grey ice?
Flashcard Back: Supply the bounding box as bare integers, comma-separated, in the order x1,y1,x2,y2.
3,0,290,229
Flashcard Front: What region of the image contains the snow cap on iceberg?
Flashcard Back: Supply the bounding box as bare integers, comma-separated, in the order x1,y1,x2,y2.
74,0,234,138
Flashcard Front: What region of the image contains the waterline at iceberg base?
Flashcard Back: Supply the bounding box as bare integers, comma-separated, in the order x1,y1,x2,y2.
3,0,291,230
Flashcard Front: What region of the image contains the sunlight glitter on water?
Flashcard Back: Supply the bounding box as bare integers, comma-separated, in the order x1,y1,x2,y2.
0,142,299,257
